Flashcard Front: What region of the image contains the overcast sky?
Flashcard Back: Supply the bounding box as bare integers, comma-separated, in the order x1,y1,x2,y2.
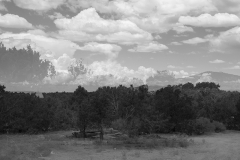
0,0,240,88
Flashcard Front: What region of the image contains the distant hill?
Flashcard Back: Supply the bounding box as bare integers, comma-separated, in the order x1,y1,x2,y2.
2,71,240,92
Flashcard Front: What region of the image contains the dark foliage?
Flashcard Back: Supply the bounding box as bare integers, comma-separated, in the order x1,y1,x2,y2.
1,82,240,137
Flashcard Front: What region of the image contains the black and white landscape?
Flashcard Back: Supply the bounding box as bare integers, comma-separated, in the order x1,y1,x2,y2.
1,0,240,159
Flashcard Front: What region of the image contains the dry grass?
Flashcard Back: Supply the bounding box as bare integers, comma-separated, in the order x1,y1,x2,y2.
0,130,240,160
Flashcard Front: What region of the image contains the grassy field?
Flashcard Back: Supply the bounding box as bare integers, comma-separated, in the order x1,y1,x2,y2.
1,130,240,160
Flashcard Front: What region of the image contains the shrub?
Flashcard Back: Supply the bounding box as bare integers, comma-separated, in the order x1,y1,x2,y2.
194,117,215,135
213,121,226,133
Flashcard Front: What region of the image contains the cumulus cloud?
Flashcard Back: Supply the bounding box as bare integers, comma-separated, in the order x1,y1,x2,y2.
54,8,153,44
196,73,213,83
172,25,194,34
0,14,33,29
80,42,122,60
170,70,189,78
179,13,240,27
13,0,66,11
128,42,168,53
64,60,157,86
210,27,240,51
209,59,225,64
0,32,81,72
27,29,47,36
182,37,208,44
49,12,66,20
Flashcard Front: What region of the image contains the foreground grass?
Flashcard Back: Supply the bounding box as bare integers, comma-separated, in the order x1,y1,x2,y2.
0,131,240,160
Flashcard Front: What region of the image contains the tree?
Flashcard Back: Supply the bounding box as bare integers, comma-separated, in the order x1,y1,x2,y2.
72,86,90,138
195,82,220,90
155,85,195,133
91,87,112,140
182,82,194,90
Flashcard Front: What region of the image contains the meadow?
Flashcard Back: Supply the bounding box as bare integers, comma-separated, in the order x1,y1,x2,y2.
1,130,240,160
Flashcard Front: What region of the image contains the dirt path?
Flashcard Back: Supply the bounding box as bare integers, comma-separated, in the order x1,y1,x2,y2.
1,131,240,160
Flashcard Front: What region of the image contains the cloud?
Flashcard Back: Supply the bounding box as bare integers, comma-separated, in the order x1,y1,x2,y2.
128,42,168,53
187,66,195,68
27,29,47,36
52,54,76,72
49,12,66,20
0,14,33,29
209,59,225,64
0,32,81,72
170,70,189,78
179,13,240,27
170,42,182,45
154,35,162,40
0,0,10,11
63,0,217,34
172,25,194,34
70,60,157,85
226,65,240,69
13,0,66,11
54,8,153,44
80,42,122,60
196,73,213,83
210,27,240,51
167,65,181,69
182,37,208,44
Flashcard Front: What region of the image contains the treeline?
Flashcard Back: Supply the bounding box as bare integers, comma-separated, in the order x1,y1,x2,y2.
0,82,240,138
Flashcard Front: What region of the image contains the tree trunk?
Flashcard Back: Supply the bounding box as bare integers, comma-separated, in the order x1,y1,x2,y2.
99,123,104,141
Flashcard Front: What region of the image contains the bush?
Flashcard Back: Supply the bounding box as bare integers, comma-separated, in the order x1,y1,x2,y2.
213,121,226,133
194,117,215,135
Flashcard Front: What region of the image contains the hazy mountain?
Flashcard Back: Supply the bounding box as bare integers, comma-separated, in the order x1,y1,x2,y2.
2,71,240,92
147,71,240,91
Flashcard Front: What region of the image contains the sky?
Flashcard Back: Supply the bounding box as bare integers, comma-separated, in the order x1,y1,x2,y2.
0,0,240,90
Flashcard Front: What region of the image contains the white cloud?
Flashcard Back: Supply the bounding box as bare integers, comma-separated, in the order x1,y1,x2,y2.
209,59,225,64
63,0,217,35
54,8,153,44
238,62,240,64
0,32,81,72
80,42,122,60
0,14,33,29
71,60,157,85
128,42,168,53
170,42,182,45
179,13,240,27
170,70,189,78
172,25,194,34
27,29,47,36
52,54,76,72
196,73,214,83
167,65,181,69
210,27,240,51
182,37,208,44
13,0,66,11
154,35,162,40
187,66,195,68
226,65,240,69
49,12,66,20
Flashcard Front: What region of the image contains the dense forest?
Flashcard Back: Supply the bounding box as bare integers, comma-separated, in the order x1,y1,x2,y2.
1,82,240,139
